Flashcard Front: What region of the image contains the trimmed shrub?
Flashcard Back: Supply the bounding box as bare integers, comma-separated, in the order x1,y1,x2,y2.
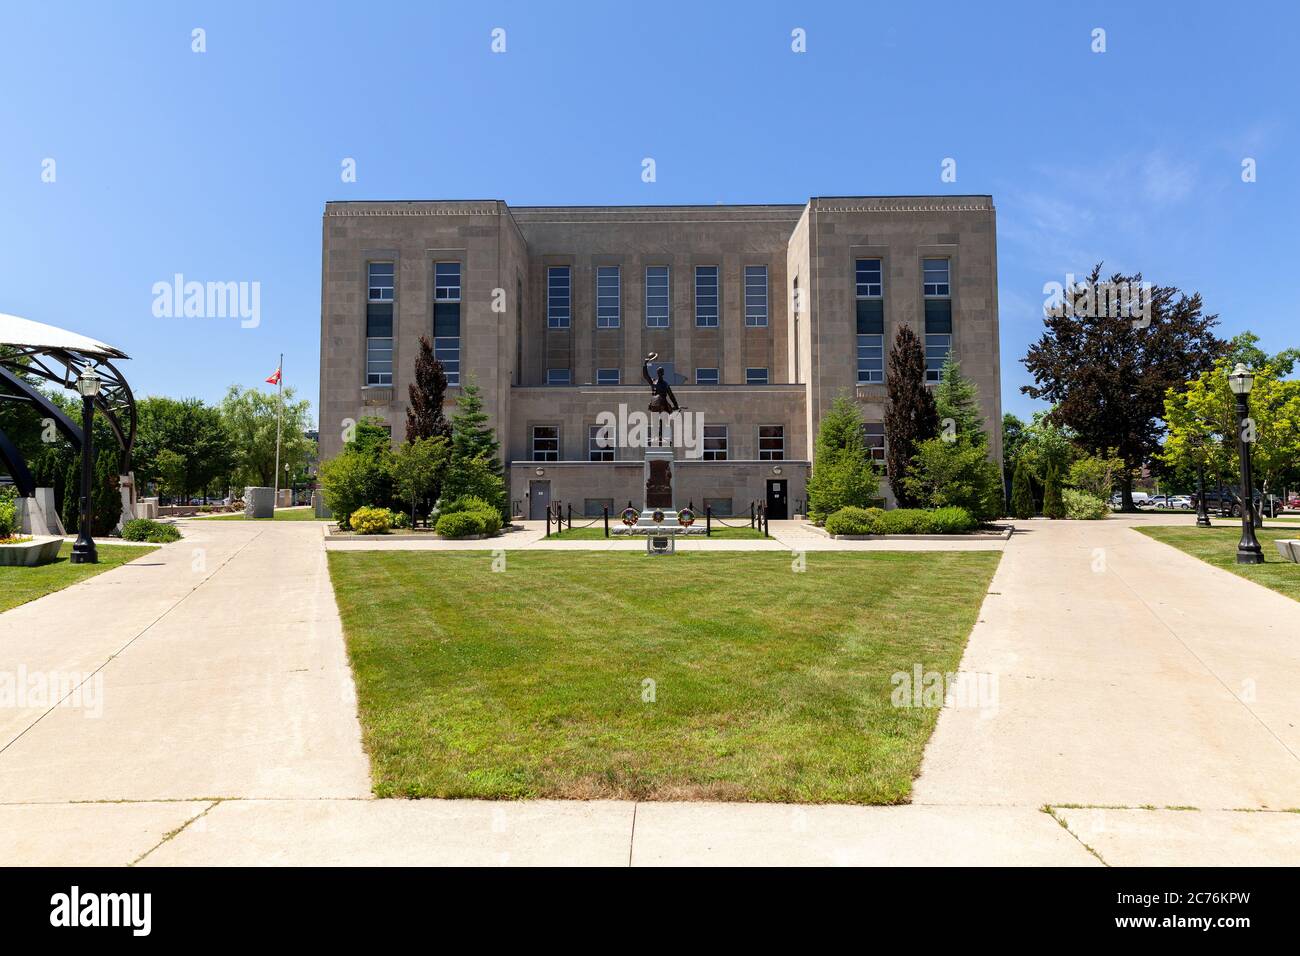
121,518,182,543
440,495,497,516
824,506,878,536
348,506,392,535
823,505,976,536
924,506,979,534
435,510,485,538
1063,489,1109,520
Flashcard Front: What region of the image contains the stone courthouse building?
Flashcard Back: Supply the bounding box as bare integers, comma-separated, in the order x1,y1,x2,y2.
318,196,1002,518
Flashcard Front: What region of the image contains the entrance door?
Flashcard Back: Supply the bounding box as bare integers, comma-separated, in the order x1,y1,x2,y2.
765,479,788,519
529,480,552,520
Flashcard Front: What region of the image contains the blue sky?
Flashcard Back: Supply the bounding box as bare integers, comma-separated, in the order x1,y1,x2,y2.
2,0,1296,425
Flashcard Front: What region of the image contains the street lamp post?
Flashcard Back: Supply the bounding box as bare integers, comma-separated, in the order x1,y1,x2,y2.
69,364,102,565
1226,362,1263,565
1189,432,1212,528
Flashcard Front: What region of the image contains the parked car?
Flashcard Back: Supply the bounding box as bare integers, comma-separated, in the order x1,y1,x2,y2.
1191,490,1263,517
1169,496,1193,510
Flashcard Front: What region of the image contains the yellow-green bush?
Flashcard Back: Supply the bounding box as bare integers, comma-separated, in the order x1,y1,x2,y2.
349,506,392,535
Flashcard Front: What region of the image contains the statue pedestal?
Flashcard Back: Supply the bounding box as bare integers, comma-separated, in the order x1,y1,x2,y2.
637,446,681,530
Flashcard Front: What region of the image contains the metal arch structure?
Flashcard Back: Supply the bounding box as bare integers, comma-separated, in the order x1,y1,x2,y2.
0,314,135,498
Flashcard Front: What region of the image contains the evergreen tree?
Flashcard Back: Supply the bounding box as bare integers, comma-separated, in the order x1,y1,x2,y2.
1042,463,1066,519
935,357,985,445
1010,456,1036,519
884,325,940,506
405,335,452,443
449,379,502,476
806,395,880,522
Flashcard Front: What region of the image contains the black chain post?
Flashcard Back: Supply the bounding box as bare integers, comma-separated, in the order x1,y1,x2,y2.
706,506,712,536
603,506,609,538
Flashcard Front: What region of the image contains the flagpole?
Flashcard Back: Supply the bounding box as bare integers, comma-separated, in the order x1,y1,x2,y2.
272,353,283,510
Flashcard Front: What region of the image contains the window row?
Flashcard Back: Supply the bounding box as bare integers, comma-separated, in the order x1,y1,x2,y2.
541,367,770,386
543,265,769,330
531,424,786,462
365,261,461,387
855,257,952,385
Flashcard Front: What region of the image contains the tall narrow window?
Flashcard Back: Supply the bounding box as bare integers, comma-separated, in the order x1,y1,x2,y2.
758,425,785,461
856,258,884,384
923,258,952,383
366,262,394,386
744,265,769,327
695,265,719,327
645,266,670,328
596,266,620,328
531,425,559,461
546,368,571,385
596,368,620,385
702,424,728,461
695,367,719,385
745,367,768,385
547,266,571,329
588,424,615,461
434,262,461,386
863,422,886,463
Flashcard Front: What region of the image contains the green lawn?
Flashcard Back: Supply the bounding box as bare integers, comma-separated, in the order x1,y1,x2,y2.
547,524,765,540
0,543,160,613
1137,526,1300,603
328,549,1001,803
205,507,329,521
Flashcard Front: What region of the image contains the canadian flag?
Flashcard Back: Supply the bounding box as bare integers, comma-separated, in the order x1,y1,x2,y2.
265,366,281,385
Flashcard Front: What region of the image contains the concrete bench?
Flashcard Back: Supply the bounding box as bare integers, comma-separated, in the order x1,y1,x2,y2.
1275,540,1300,563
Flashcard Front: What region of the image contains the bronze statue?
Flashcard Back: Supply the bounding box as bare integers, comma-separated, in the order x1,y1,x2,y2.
642,352,679,446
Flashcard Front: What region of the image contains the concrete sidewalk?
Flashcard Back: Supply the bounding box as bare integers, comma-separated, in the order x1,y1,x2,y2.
2,515,1297,866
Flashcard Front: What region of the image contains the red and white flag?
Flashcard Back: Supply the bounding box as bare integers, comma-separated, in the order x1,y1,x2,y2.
265,365,281,385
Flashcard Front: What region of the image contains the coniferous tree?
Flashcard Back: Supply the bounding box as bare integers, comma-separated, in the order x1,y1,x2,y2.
405,335,451,443
1042,463,1066,519
885,325,940,506
935,357,986,445
449,379,502,476
1010,456,1036,519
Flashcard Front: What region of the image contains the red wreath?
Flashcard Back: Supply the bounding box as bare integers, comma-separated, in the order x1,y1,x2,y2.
620,507,639,526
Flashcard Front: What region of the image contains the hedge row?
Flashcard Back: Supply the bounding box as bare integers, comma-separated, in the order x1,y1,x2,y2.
823,505,978,536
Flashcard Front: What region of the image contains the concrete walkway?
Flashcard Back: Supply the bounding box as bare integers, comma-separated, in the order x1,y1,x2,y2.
2,514,1298,866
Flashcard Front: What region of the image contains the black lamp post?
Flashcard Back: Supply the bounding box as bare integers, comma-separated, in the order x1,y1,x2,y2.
69,363,102,564
1226,362,1263,565
1189,432,1212,528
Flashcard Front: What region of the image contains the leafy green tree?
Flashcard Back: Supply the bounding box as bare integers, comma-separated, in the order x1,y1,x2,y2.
1022,264,1224,509
134,396,232,502
318,452,383,529
807,395,880,522
1002,413,1027,478
1017,412,1077,482
1161,352,1300,508
885,326,940,506
1066,450,1127,500
902,437,1003,521
1010,456,1036,519
219,384,313,491
389,436,448,523
1042,463,1066,519
935,357,986,445
405,336,452,443
441,454,508,522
